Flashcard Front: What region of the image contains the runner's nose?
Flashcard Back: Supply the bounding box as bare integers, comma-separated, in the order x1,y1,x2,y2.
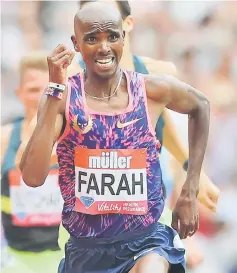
98,41,111,56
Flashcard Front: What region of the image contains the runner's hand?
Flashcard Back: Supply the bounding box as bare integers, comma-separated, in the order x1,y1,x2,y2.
47,44,75,84
171,183,199,239
197,172,219,212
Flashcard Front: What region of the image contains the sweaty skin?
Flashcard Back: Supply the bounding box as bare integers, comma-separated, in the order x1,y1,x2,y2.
13,2,213,270
15,1,219,213
20,3,210,272
21,0,209,241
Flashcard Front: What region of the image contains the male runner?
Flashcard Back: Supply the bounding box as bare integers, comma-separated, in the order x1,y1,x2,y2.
75,0,219,213
1,52,63,273
55,1,216,267
20,2,210,273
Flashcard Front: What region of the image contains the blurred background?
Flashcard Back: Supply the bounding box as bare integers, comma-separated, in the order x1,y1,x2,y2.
1,1,237,273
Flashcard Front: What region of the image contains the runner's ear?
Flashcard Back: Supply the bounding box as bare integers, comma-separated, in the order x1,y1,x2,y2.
71,35,80,53
123,15,134,33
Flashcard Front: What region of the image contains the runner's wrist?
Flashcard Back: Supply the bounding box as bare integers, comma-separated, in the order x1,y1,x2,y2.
49,73,67,85
45,95,62,108
45,82,66,100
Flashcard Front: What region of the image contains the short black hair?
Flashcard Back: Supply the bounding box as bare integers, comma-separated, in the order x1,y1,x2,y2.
78,0,131,19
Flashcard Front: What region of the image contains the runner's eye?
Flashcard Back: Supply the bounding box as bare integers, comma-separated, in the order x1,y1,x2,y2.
109,34,119,42
86,36,97,44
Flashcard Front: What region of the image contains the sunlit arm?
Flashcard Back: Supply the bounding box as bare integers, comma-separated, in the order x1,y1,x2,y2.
147,74,210,195
20,95,64,187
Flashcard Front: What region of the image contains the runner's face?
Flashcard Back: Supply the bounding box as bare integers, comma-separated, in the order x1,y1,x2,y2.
16,68,48,110
73,4,124,79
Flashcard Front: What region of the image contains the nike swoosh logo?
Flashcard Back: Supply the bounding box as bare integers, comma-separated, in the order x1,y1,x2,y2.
117,118,143,129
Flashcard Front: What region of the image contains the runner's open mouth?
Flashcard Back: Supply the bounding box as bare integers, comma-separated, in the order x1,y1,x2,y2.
95,57,115,68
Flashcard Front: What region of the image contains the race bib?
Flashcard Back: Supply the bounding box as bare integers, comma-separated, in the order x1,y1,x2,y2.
9,169,63,227
74,148,148,215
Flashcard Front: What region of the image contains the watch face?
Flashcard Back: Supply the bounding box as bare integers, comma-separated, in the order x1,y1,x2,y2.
48,83,65,91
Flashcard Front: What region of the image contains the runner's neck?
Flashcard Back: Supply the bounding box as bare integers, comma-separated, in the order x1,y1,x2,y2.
84,68,122,98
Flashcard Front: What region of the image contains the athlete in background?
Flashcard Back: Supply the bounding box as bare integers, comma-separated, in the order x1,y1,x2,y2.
1,52,63,273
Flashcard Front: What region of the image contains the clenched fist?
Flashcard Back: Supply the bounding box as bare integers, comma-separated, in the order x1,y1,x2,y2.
47,44,75,84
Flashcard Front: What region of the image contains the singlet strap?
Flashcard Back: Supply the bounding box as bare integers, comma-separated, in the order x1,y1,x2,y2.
133,55,149,74
2,118,23,174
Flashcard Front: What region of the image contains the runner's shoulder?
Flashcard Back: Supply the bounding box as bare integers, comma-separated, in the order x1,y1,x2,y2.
1,123,13,142
1,123,13,163
140,56,177,77
143,73,172,105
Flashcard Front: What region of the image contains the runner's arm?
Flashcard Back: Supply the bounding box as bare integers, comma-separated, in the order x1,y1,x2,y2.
15,62,81,169
20,45,74,187
144,57,188,164
145,59,219,211
19,93,65,187
158,95,219,211
146,74,210,238
1,124,13,165
146,74,210,192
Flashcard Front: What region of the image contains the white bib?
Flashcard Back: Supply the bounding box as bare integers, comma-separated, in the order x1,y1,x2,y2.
74,148,148,215
9,169,63,226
